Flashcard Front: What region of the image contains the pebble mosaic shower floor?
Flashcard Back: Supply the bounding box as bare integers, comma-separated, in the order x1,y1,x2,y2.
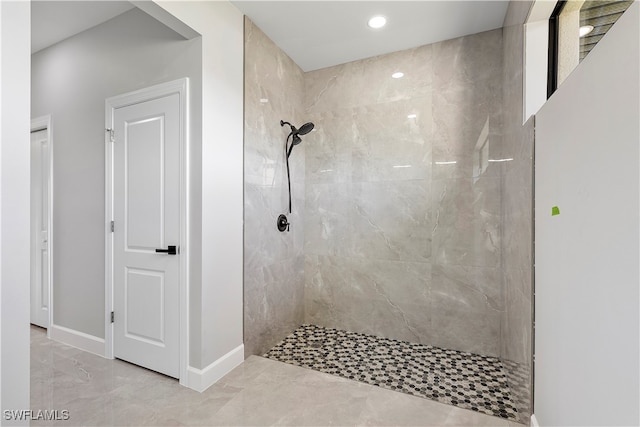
264,324,522,422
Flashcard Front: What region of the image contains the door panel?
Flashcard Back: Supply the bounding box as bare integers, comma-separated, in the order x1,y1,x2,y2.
113,93,180,378
125,268,164,345
126,117,164,250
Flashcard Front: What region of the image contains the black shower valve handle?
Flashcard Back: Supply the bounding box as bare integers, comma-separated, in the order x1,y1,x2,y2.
277,214,290,233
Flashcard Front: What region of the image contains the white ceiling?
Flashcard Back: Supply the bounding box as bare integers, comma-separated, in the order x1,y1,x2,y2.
31,1,134,54
31,1,510,72
231,1,510,71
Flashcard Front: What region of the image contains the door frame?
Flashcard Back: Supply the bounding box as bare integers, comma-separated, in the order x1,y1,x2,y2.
30,115,53,335
104,78,189,384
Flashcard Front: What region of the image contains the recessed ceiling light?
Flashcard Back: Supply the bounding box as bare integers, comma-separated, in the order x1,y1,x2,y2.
368,16,386,29
579,25,594,37
407,114,417,119
392,72,404,79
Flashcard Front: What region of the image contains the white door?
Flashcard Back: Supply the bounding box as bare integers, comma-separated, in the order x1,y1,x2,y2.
113,93,180,378
30,129,50,328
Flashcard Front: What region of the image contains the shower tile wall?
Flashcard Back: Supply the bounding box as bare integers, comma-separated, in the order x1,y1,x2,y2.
303,29,505,357
500,1,535,419
243,18,306,356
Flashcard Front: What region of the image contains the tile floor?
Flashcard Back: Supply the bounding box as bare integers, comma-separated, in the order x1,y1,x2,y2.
31,326,525,426
264,325,521,422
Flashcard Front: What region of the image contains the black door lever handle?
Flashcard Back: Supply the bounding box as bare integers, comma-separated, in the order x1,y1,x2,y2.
155,245,177,255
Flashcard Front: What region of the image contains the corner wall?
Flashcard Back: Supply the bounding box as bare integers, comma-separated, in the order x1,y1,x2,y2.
500,1,535,422
243,18,306,357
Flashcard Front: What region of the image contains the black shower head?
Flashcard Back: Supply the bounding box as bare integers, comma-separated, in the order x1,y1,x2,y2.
280,120,315,138
281,119,315,158
297,122,314,136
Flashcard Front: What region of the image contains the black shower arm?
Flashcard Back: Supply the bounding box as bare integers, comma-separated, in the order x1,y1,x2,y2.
286,138,295,159
285,133,293,213
284,132,293,156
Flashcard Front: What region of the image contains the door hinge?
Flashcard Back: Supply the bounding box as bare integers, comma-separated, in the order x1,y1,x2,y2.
105,128,114,142
110,221,114,232
111,311,114,323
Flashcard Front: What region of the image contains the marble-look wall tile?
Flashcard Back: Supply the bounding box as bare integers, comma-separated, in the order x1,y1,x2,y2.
305,44,433,113
304,254,377,336
430,296,501,357
304,28,504,357
350,257,432,342
305,255,433,345
432,177,501,268
499,4,534,421
304,183,352,257
351,97,433,182
502,209,533,273
431,84,503,181
244,18,306,357
304,110,354,184
351,181,431,262
430,263,502,356
244,256,305,356
432,29,503,91
433,263,503,312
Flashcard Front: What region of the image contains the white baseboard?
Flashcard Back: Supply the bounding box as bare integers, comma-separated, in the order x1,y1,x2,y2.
49,324,106,357
184,344,244,392
531,414,540,427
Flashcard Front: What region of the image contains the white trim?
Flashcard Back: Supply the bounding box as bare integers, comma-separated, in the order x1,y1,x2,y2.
531,414,540,427
50,324,106,357
185,344,245,392
104,78,190,384
105,109,114,359
30,115,53,336
524,20,550,123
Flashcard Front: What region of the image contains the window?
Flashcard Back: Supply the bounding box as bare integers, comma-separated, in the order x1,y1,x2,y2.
548,0,634,97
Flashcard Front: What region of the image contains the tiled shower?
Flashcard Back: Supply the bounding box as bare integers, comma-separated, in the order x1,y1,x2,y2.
244,3,533,422
303,28,503,356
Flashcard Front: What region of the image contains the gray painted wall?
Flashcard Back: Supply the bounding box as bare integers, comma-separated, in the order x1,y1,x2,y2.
31,7,202,341
535,3,639,424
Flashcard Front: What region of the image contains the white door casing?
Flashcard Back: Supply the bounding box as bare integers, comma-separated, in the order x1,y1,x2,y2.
30,120,52,329
105,79,188,381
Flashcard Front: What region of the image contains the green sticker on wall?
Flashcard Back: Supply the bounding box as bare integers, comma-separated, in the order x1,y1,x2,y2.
551,206,560,216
